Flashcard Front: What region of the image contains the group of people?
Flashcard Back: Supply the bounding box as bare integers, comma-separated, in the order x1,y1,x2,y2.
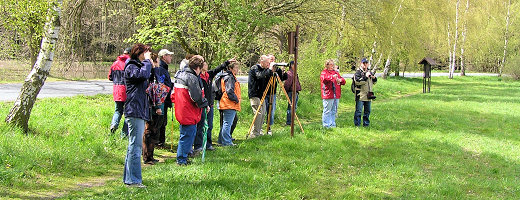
319,58,377,128
108,43,375,188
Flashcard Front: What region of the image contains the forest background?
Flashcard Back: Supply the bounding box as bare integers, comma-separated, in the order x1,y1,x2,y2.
0,0,519,91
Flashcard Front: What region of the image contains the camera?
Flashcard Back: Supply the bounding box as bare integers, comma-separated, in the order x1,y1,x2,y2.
271,62,289,67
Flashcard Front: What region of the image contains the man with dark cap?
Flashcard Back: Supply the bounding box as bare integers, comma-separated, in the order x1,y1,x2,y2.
353,58,377,127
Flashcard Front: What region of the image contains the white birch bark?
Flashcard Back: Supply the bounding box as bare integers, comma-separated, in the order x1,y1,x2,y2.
460,0,469,76
500,0,511,77
382,0,405,79
5,0,63,132
450,0,460,79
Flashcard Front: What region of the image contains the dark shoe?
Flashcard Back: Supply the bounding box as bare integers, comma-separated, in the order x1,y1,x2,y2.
144,160,155,165
110,127,116,134
176,159,191,166
206,145,215,151
153,159,159,163
231,138,236,141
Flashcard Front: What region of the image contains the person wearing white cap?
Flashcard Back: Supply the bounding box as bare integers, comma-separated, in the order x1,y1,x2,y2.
156,49,174,147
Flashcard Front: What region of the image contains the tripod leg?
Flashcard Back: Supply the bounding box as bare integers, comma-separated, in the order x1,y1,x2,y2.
247,76,274,139
276,75,305,134
266,77,275,134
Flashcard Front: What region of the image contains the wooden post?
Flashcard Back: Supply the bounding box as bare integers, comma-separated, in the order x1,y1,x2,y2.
290,26,299,137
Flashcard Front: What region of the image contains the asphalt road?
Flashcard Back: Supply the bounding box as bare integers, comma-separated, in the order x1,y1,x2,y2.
0,73,497,102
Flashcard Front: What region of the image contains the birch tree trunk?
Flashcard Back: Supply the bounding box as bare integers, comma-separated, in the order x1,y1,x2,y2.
382,0,404,79
448,23,452,73
449,0,460,79
500,0,511,77
460,0,469,76
5,0,63,132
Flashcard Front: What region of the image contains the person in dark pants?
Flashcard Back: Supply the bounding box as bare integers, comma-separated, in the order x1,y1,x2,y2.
193,59,235,152
173,55,208,165
123,43,152,188
283,61,301,125
156,49,174,147
353,58,377,127
142,53,171,165
109,48,130,137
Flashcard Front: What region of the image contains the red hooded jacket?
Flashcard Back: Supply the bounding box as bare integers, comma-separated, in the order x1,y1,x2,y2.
108,54,129,102
320,69,346,99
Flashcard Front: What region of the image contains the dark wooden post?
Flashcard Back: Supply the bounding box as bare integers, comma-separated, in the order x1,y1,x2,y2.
288,26,299,137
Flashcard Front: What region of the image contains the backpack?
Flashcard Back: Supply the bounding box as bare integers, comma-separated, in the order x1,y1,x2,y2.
212,73,224,101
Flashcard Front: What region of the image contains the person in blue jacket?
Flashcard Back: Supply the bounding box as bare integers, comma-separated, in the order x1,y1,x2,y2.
122,43,152,188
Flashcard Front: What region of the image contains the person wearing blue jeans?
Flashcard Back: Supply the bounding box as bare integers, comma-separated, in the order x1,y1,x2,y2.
173,55,209,165
354,100,371,126
122,44,152,188
108,49,130,136
123,117,145,185
218,109,236,146
217,62,241,146
322,98,338,128
111,101,129,137
177,124,197,164
286,92,299,125
353,58,377,127
320,59,346,128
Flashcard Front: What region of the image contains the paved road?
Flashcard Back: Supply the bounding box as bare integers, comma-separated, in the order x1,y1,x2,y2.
1,80,113,102
0,73,498,102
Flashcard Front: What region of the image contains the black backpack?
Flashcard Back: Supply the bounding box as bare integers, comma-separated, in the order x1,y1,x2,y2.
212,73,224,100
350,76,356,93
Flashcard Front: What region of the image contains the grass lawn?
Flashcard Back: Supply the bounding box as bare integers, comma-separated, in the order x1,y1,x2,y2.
1,76,519,199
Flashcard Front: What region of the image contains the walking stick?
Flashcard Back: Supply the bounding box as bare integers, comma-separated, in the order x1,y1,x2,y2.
171,107,174,151
247,76,274,139
201,108,209,162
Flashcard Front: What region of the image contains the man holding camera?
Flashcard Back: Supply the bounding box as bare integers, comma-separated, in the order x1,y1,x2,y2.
353,58,377,127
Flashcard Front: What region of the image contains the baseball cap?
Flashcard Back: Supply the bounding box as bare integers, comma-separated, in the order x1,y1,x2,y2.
158,49,174,57
361,58,368,63
123,47,132,54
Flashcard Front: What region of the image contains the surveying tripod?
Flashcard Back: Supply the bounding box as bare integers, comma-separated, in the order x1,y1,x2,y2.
247,70,304,139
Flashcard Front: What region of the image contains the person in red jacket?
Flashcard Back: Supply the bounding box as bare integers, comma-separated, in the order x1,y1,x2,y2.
320,59,346,128
108,48,131,136
173,55,209,165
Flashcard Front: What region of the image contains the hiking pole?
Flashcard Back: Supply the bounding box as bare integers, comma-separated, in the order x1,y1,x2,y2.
201,108,209,163
276,75,305,134
247,76,274,139
171,106,174,151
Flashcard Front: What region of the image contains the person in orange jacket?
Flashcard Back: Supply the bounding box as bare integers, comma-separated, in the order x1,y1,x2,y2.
217,62,241,146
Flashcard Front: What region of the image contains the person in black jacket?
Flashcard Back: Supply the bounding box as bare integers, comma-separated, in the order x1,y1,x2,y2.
248,55,274,138
156,49,174,147
192,58,235,153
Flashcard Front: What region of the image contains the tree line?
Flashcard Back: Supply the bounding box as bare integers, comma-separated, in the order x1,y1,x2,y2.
0,0,519,82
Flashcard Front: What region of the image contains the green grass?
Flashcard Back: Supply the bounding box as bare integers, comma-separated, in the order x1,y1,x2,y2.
1,76,519,199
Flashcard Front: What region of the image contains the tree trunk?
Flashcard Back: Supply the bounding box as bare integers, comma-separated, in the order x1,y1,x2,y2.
460,0,469,76
382,0,404,79
449,0,460,79
500,0,511,77
5,0,63,132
